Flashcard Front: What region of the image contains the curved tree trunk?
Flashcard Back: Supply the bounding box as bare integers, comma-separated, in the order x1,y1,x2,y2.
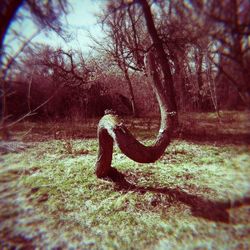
95,0,178,178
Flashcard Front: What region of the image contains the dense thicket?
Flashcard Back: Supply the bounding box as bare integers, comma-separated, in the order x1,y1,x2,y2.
1,0,250,123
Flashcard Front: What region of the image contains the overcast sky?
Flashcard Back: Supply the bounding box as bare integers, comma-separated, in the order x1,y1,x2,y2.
6,0,106,56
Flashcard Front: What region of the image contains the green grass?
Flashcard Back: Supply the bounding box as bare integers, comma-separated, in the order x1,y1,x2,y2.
0,111,250,249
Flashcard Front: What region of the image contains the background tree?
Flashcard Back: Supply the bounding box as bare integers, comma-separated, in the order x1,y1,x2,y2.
91,1,148,117
189,0,250,107
2,0,249,139
0,0,69,139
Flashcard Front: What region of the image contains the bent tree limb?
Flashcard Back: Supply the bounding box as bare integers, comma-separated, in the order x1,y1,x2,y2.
95,0,178,178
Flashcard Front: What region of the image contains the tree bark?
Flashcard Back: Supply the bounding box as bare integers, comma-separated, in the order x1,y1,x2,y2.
96,50,176,178
138,0,178,114
95,0,178,178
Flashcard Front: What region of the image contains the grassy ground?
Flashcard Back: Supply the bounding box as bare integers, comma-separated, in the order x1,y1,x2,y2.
0,111,250,249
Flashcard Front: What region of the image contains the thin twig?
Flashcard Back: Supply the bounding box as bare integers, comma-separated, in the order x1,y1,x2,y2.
0,84,64,130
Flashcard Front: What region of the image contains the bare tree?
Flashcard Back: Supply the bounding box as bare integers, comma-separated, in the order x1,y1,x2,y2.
91,1,149,116
0,0,68,61
0,0,68,139
36,46,90,87
95,0,178,180
190,0,250,107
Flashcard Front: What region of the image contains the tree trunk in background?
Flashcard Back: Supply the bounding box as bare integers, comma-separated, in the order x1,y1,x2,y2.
123,67,137,116
117,33,137,117
196,48,203,110
95,0,178,178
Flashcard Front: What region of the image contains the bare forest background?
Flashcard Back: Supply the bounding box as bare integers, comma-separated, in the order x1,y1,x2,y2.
0,1,250,249
1,0,250,134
